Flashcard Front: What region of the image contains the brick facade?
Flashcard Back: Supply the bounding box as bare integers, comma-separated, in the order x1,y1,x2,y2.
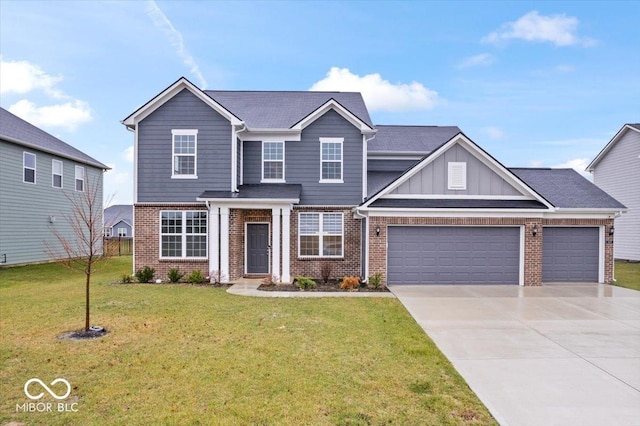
367,216,614,286
289,207,361,281
228,208,272,281
134,204,209,280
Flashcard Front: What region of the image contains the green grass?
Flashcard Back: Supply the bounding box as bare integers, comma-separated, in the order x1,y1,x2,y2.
0,258,495,425
613,260,640,291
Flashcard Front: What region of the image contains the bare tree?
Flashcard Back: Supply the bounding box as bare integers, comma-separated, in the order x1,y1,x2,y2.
46,175,111,332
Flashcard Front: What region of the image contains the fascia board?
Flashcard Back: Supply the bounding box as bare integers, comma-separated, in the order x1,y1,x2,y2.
291,99,375,133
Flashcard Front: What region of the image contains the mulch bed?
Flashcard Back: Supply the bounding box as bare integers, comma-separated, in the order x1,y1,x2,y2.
258,281,389,292
57,327,109,341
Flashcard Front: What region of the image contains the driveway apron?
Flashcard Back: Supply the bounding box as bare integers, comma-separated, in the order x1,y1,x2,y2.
391,284,640,426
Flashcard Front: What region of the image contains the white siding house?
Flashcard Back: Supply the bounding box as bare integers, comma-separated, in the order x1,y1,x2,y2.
588,124,640,261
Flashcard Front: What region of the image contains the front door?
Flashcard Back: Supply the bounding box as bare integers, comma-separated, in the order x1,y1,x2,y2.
246,223,269,274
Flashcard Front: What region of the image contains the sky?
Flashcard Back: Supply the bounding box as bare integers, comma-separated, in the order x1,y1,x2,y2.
1,0,638,205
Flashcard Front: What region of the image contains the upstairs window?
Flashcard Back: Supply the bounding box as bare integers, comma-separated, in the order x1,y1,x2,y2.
320,138,343,183
75,166,85,192
104,227,112,238
448,162,467,190
117,228,128,237
172,129,198,178
52,160,63,188
23,152,36,184
262,141,284,181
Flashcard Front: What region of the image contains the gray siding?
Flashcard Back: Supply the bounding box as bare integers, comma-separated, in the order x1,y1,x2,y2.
0,140,104,266
391,143,522,196
137,89,233,202
285,110,363,205
109,220,132,238
368,159,419,172
593,129,640,260
241,109,363,205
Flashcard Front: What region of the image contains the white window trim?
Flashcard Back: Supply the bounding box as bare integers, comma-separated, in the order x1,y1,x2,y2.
448,162,467,190
159,210,208,259
75,165,85,192
104,227,112,238
319,137,344,183
52,159,63,189
261,140,285,183
297,212,344,258
117,228,128,237
171,129,198,179
23,152,36,184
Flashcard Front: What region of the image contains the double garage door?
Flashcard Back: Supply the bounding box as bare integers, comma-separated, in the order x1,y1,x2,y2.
387,226,599,285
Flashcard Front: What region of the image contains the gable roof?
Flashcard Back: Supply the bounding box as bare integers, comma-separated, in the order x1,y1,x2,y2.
122,77,243,128
587,123,640,171
510,168,626,210
206,90,373,130
362,133,553,209
369,125,461,153
104,204,133,228
0,107,108,169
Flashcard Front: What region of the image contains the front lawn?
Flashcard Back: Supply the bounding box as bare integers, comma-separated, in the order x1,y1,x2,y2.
613,260,640,291
0,257,495,425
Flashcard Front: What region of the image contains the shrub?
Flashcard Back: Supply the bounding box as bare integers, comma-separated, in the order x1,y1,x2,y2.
295,276,316,291
135,266,155,283
167,268,185,283
340,276,360,290
187,269,206,284
121,274,133,284
320,262,332,284
368,272,383,289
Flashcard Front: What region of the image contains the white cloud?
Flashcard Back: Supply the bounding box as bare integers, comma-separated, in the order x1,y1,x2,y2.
483,11,595,47
457,53,495,69
552,157,591,177
529,159,545,167
482,126,504,139
123,146,134,163
0,57,65,98
145,0,207,88
8,99,92,132
309,67,439,112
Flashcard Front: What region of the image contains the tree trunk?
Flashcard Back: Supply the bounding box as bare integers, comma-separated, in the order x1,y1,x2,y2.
85,266,91,331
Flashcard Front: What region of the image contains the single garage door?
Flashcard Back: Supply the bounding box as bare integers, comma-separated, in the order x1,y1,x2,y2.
542,227,599,282
387,226,520,285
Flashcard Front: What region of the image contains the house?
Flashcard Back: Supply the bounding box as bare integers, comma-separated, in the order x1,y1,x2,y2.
104,204,133,238
0,107,109,266
122,77,625,286
587,124,640,261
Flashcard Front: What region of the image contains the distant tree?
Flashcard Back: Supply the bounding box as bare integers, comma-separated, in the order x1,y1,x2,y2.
46,175,111,332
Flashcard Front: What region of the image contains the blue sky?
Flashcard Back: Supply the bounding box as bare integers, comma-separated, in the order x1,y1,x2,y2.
1,0,638,205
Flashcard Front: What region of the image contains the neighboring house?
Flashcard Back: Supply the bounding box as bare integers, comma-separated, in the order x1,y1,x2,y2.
122,77,625,286
587,124,640,262
104,204,133,238
0,107,109,266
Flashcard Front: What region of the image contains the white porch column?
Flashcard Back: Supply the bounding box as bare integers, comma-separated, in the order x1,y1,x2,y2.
281,207,291,283
209,206,220,279
220,207,230,283
271,207,281,281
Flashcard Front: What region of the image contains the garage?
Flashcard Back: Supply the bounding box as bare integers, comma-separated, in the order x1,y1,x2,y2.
542,227,599,282
387,226,520,285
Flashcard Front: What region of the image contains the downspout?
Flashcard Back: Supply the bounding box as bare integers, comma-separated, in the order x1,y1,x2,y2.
359,131,376,282
232,123,247,192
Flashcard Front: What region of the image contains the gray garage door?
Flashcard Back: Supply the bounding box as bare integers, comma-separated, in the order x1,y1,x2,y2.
387,226,520,285
542,227,599,282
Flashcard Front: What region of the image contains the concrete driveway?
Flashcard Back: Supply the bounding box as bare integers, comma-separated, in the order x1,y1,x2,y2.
391,283,640,426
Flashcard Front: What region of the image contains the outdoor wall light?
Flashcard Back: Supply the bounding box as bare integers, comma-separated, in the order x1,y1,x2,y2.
376,226,381,237
609,226,614,236
532,224,538,237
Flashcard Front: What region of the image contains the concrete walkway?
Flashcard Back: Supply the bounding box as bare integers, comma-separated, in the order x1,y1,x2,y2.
227,282,395,298
391,283,640,426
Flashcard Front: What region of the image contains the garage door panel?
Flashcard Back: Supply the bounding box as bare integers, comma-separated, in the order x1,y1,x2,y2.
543,227,598,282
387,226,520,285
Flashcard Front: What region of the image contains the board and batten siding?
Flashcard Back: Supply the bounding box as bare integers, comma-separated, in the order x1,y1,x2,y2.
241,109,363,205
593,129,640,260
391,143,523,196
136,88,233,203
0,140,104,266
